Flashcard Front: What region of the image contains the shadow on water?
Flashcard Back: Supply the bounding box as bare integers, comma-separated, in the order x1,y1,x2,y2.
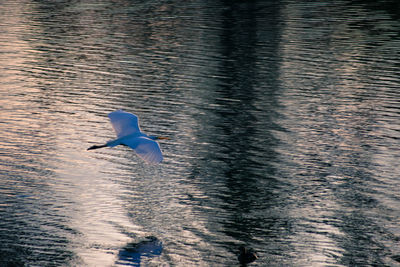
117,236,163,266
187,1,291,264
350,0,400,20
215,0,280,240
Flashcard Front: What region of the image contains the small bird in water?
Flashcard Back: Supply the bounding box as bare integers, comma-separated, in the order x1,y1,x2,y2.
238,246,258,266
88,110,168,164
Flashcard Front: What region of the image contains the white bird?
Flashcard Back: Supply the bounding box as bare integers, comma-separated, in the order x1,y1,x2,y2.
88,110,167,164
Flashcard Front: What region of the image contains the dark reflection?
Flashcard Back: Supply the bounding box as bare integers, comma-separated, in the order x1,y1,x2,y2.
117,236,163,266
350,0,400,20
0,161,78,265
392,255,400,263
189,0,288,260
215,0,281,241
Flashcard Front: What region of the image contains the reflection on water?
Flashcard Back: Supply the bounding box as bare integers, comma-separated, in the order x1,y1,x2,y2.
117,236,162,266
1,0,400,266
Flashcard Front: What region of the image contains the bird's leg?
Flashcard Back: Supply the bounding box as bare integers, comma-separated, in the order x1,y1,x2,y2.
87,144,108,150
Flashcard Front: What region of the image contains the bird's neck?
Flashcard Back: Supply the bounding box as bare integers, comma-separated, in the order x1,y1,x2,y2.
106,139,122,147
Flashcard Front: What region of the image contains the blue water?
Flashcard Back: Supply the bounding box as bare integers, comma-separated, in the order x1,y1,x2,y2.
1,0,400,266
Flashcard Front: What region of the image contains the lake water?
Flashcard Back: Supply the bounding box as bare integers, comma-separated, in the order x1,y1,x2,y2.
1,0,400,266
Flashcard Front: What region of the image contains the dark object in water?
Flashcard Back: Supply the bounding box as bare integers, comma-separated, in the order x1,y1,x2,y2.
392,255,400,263
118,236,162,266
238,246,258,266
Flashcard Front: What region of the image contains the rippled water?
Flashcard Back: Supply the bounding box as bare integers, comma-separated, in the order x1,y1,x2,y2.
1,0,400,266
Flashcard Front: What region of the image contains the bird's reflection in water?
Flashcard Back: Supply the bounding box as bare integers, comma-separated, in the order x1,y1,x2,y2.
117,236,162,266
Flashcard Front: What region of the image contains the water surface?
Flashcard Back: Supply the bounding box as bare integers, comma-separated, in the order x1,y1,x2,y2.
1,0,400,266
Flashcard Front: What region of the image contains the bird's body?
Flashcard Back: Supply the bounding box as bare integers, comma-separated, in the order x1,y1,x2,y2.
88,110,166,164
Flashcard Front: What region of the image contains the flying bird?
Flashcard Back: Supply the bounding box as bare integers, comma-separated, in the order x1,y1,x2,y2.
88,110,167,164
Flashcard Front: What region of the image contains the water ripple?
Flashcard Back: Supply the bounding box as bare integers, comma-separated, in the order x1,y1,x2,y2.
1,0,400,266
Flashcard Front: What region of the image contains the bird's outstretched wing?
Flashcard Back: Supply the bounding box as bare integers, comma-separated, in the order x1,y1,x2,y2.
108,110,141,138
123,136,163,164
